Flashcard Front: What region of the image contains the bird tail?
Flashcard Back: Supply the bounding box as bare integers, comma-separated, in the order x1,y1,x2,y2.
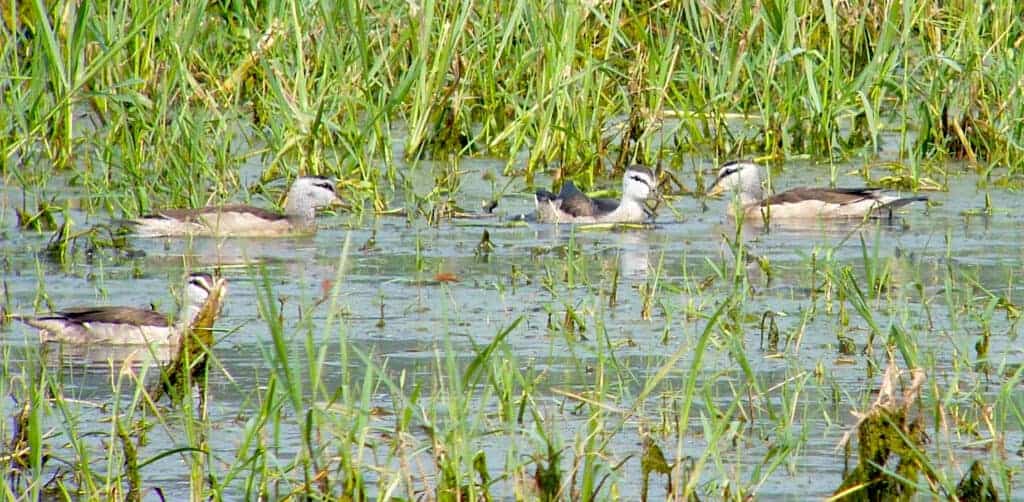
876,196,928,220
879,195,928,211
535,189,557,203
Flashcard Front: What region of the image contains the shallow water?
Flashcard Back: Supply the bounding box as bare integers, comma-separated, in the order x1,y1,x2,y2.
2,155,1022,499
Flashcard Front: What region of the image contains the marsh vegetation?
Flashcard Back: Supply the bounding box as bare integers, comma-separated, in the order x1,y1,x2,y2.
1,0,1023,500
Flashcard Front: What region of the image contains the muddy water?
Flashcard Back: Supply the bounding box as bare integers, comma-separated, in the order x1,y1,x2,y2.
1,157,1022,499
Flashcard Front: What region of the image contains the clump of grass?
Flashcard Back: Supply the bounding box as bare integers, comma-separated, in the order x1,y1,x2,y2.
15,201,61,232
834,362,931,501
955,460,1000,502
640,435,672,501
42,219,137,267
149,274,228,408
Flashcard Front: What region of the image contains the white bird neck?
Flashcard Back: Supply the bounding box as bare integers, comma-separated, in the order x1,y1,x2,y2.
738,190,762,207
602,197,647,223
284,196,317,222
173,302,205,331
722,191,762,218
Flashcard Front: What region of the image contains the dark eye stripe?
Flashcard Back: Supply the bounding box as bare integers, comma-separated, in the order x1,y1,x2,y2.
630,175,652,187
717,168,738,181
189,277,211,292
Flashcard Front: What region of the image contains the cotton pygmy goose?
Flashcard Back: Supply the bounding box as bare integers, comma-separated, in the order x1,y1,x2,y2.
131,177,341,237
534,165,657,224
708,160,927,220
14,273,226,346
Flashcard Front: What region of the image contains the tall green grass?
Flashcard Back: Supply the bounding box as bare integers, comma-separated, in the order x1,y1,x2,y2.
2,0,1024,499
3,0,1022,210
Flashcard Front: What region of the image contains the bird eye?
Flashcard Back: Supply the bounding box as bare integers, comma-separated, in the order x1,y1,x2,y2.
189,277,211,292
630,175,650,187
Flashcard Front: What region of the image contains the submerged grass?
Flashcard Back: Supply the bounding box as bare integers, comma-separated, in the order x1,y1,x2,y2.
2,0,1024,499
0,218,1021,499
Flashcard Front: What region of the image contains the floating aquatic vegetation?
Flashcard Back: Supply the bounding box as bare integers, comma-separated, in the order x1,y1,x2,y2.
834,361,927,501
956,460,1000,502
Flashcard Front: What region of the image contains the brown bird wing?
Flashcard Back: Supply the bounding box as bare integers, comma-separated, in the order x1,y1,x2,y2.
554,181,620,217
591,197,620,214
146,205,287,222
761,187,882,206
47,307,170,327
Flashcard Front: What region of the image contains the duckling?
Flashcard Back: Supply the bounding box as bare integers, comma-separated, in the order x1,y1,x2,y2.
708,161,927,220
534,165,657,224
14,273,225,346
131,177,341,237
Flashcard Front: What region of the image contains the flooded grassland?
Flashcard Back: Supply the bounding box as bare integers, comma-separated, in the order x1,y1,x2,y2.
4,0,1024,497
1,152,1022,500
